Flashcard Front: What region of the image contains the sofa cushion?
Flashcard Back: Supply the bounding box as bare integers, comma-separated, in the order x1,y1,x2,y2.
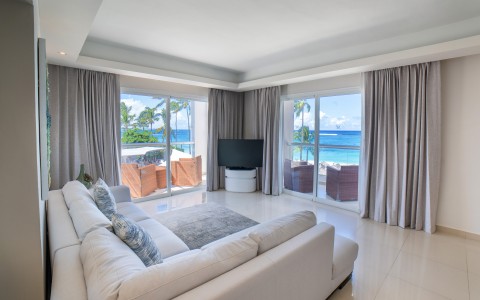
116,202,150,222
112,213,163,267
62,180,94,208
137,218,190,258
93,178,117,220
332,234,359,280
47,190,80,264
110,185,132,203
50,245,86,300
63,181,112,241
118,236,258,300
80,227,146,300
248,210,316,254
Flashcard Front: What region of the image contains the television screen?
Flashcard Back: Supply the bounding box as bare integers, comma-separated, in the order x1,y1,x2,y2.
218,139,264,168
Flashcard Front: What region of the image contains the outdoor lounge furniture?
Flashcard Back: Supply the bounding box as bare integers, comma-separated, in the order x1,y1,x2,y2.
326,165,359,201
171,155,202,186
155,166,167,189
284,159,314,193
121,163,157,198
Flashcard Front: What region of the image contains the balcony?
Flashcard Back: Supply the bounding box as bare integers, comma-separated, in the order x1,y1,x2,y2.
121,142,205,200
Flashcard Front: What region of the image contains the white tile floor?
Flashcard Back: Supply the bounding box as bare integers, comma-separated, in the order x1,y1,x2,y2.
137,189,480,300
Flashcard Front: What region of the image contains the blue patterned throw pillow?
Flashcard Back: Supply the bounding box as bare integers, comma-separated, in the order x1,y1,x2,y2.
93,178,117,220
112,213,162,267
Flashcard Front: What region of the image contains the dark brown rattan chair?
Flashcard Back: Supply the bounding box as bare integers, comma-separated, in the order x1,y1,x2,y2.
284,159,314,194
326,165,359,201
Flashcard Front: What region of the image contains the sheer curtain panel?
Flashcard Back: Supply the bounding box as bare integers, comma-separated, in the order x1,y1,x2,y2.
359,61,441,233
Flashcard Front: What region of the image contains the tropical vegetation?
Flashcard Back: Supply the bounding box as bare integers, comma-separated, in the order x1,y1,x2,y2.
293,99,312,161
120,102,136,130
121,129,158,144
120,99,192,144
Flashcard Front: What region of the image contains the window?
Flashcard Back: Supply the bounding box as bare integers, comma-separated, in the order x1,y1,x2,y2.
283,92,361,211
120,93,207,200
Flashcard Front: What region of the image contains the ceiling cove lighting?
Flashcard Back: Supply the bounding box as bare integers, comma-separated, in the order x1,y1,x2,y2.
58,51,67,56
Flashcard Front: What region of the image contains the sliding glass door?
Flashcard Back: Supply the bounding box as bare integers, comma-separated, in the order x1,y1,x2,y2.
317,94,361,211
283,97,316,196
282,92,361,211
120,93,207,201
169,98,207,192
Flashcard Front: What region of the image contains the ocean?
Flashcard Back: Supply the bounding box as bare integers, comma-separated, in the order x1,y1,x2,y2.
292,130,361,165
125,129,361,165
152,129,193,152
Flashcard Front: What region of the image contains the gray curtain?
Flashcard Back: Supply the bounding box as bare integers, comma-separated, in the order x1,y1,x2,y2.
49,65,121,189
359,61,441,233
207,89,244,191
246,86,281,195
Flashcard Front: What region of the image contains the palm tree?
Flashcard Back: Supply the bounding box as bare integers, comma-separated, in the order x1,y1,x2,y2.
294,99,311,128
170,100,181,141
155,108,174,142
120,102,136,130
293,125,314,161
141,101,164,132
179,100,191,141
136,111,149,131
293,100,311,161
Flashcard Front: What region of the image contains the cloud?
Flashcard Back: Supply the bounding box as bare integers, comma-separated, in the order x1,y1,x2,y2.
293,110,315,130
121,98,146,120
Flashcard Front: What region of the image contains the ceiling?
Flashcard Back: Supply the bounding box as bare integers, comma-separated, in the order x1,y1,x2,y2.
39,0,480,91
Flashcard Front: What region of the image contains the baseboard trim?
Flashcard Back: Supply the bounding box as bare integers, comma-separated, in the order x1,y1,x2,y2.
436,225,480,241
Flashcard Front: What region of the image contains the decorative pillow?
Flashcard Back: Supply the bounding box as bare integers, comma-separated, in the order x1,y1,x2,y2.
93,178,117,220
111,213,162,267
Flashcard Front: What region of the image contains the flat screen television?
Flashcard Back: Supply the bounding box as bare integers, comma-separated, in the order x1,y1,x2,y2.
218,139,264,169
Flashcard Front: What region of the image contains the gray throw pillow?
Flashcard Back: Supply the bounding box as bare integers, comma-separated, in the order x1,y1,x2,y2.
112,213,162,267
93,178,117,220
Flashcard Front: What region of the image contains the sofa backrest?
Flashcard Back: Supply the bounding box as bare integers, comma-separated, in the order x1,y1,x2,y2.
249,210,317,254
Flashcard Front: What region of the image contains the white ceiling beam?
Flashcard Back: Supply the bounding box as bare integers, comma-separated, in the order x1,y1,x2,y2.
77,35,480,92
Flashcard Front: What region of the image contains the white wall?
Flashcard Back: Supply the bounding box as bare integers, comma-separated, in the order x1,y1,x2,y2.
0,0,45,299
437,54,480,235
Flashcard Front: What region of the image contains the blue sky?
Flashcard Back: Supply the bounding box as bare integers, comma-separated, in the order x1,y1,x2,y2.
293,93,361,131
122,92,362,131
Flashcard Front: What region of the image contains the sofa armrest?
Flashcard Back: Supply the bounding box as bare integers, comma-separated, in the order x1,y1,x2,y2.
110,185,132,203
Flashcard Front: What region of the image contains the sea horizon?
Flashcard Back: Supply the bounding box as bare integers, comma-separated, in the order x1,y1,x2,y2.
122,128,361,165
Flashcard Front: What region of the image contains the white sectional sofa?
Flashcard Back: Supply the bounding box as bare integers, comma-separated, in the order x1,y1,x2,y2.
47,183,358,300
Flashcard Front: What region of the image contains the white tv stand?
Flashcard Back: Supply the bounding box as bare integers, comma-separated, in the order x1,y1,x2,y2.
225,168,256,193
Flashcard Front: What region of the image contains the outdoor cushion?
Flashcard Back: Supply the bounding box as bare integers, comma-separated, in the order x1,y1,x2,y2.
249,210,317,254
